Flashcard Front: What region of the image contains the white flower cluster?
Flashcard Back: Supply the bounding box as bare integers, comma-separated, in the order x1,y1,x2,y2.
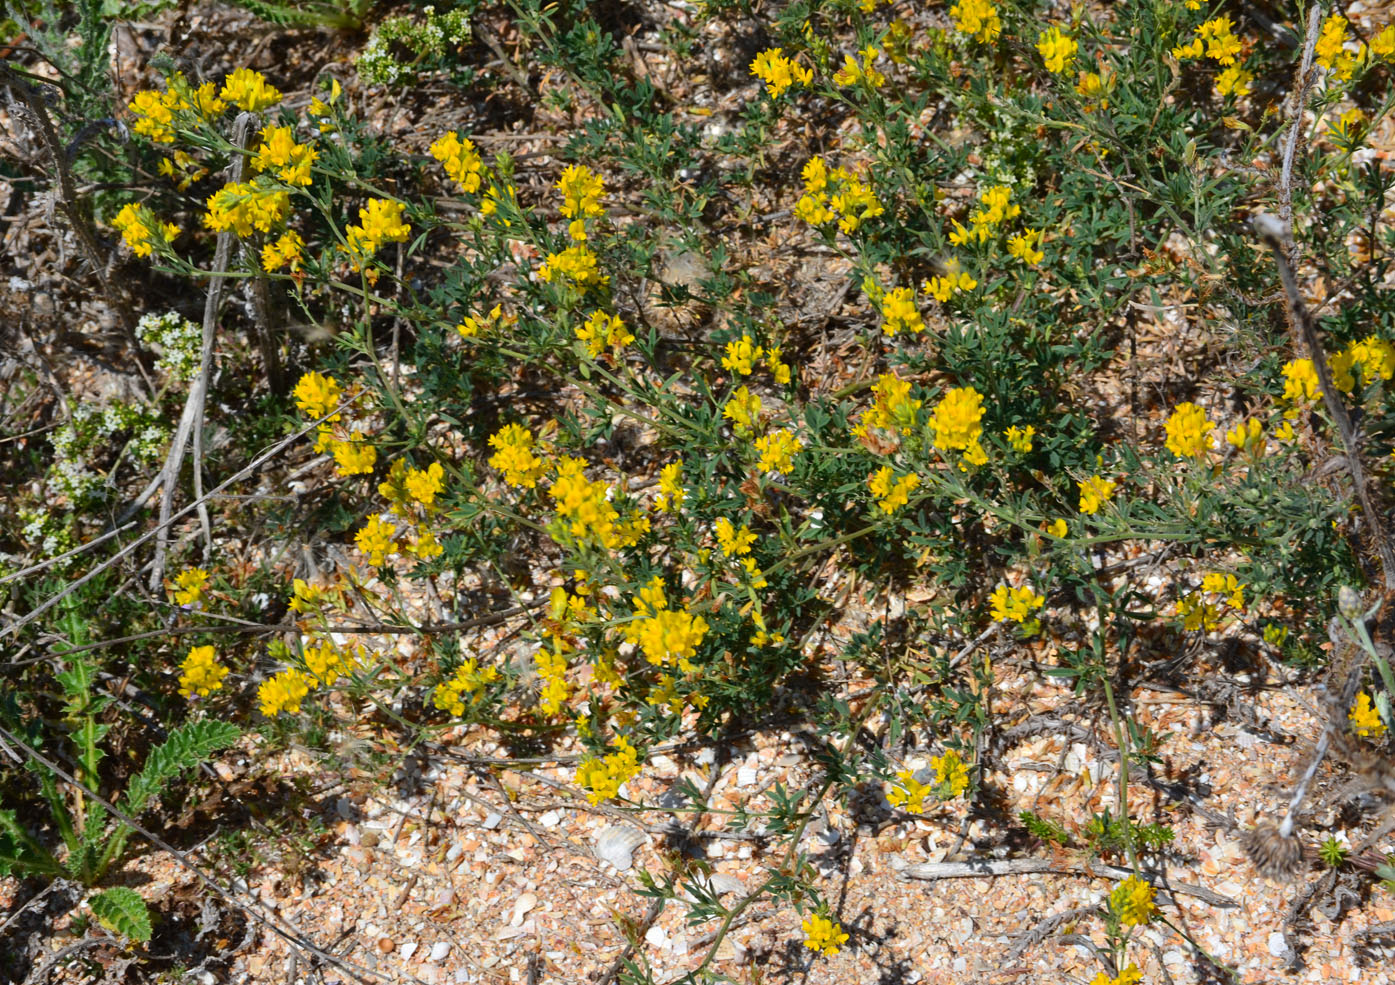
357,7,472,87
136,310,202,382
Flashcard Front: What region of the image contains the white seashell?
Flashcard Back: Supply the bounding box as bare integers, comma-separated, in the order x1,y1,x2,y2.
708,873,745,897
594,824,647,871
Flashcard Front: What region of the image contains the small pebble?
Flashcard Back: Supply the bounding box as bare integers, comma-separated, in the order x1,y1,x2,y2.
429,942,450,962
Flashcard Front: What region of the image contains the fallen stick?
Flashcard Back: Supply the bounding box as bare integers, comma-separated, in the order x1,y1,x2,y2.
896,856,1237,908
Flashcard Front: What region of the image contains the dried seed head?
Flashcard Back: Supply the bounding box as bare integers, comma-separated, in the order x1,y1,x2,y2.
1243,823,1306,881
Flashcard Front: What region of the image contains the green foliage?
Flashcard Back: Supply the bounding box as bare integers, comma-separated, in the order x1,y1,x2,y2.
88,886,152,942
1319,836,1350,868
1019,810,1071,847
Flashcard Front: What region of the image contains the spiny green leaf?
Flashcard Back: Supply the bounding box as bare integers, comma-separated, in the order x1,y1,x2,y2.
88,887,151,942
120,719,240,818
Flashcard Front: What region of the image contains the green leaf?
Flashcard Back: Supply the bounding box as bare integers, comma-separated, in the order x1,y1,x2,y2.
88,887,151,942
120,720,240,818
0,810,63,877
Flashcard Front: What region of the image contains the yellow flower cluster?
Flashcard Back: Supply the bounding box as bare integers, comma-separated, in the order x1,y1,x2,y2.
832,46,885,88
170,567,209,606
1089,964,1143,985
923,260,977,302
549,457,648,550
430,131,486,193
795,156,884,234
433,658,499,717
1077,475,1116,514
852,373,921,442
1163,402,1214,458
1005,424,1035,453
331,432,377,476
886,769,931,814
540,244,608,289
950,184,1021,247
754,429,803,475
355,515,397,566
558,164,605,241
1315,15,1367,82
950,0,1001,44
203,179,290,237
1176,573,1244,632
801,914,849,956
259,668,312,717
128,76,226,143
536,639,571,716
575,311,634,358
868,466,920,514
655,461,685,512
293,371,379,478
623,578,709,671
989,584,1045,627
294,370,342,427
931,748,969,797
929,386,987,467
220,68,282,111
750,47,813,98
715,517,756,556
575,735,642,804
719,336,790,382
724,386,763,435
1037,27,1077,74
288,577,332,615
303,637,357,686
1173,16,1252,96
1110,875,1157,926
113,203,179,258
879,287,925,337
1349,691,1387,738
379,459,446,513
457,303,514,339
343,198,412,267
1006,228,1044,266
1225,417,1262,455
178,645,228,698
262,231,305,273
1075,68,1114,111
488,423,548,488
251,125,317,187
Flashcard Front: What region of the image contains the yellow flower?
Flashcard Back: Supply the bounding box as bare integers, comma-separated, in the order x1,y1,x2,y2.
575,735,642,804
868,466,920,514
178,645,228,698
433,658,499,716
1225,418,1262,455
832,46,885,88
1047,518,1068,538
404,461,445,507
1164,402,1214,458
172,77,225,119
880,287,925,336
1315,15,1349,73
655,461,685,512
1216,64,1253,98
1005,424,1035,453
886,770,931,814
293,371,341,422
853,373,921,440
1110,875,1157,926
429,131,485,193
251,125,318,186
626,606,709,670
540,245,607,289
1373,26,1395,60
766,347,793,385
258,668,312,717
171,567,209,606
930,386,986,463
457,304,513,339
576,311,633,357
1196,16,1242,66
950,0,1001,44
715,517,757,556
1074,68,1113,111
355,516,397,566
303,637,354,686
1007,229,1044,266
112,203,179,258
220,68,281,111
722,335,764,375
754,429,803,475
1201,572,1246,609
750,47,813,98
487,423,547,488
931,748,969,797
261,230,305,273
331,432,377,476
558,164,606,240
1078,475,1116,514
801,914,849,957
288,578,326,615
1037,27,1078,74
203,179,290,238
1177,592,1220,632
1281,358,1319,403
128,89,178,143
723,386,762,435
1349,691,1387,738
989,584,1045,625
343,198,411,264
